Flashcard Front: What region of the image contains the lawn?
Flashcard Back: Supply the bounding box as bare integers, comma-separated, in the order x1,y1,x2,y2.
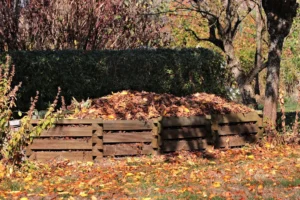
0,144,299,200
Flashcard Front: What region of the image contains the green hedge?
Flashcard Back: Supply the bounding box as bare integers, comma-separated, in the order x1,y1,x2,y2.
2,48,227,111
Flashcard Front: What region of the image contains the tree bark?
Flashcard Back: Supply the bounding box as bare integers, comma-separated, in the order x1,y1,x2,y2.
223,39,257,108
263,35,284,123
262,0,299,124
254,3,264,96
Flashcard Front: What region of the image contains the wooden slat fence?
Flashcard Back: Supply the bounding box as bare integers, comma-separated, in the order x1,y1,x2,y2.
27,111,263,161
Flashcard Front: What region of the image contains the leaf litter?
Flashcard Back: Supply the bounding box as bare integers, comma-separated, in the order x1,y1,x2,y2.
67,90,253,120
0,145,299,199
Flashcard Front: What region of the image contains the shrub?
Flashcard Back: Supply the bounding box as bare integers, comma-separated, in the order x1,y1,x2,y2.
3,48,227,111
0,55,59,163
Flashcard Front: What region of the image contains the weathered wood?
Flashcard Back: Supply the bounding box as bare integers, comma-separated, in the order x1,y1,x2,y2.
216,112,260,124
162,116,210,127
31,119,103,124
161,127,209,139
152,137,158,148
93,142,104,149
218,124,259,136
152,126,158,136
103,144,152,156
92,147,103,157
30,139,92,150
162,139,206,152
92,123,103,137
92,135,103,145
38,127,93,137
103,132,152,143
257,117,263,128
29,151,93,161
215,135,258,148
103,120,153,130
25,146,32,156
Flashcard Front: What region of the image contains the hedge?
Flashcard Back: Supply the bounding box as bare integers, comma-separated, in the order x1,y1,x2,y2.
1,48,227,111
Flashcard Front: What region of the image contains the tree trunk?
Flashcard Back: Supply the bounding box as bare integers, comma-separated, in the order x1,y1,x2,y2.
263,35,284,123
254,3,264,96
224,40,257,108
262,0,299,125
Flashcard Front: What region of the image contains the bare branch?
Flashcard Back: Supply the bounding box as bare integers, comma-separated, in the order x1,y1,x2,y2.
185,27,224,51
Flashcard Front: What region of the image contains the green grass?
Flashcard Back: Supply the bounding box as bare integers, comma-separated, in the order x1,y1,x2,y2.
279,179,300,187
257,97,298,112
0,179,24,191
284,98,299,112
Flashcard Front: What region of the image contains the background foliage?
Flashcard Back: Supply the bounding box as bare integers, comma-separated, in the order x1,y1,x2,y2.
0,0,170,51
0,48,226,111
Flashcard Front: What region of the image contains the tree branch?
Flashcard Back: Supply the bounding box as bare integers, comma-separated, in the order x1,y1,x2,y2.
245,60,267,84
185,27,224,51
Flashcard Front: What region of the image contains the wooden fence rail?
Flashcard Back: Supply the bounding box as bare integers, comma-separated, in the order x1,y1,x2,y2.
27,111,263,161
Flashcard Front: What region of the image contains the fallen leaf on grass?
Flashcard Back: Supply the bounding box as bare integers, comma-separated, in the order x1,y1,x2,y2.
213,182,221,188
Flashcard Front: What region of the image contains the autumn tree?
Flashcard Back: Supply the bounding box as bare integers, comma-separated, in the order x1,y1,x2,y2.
262,0,299,123
0,0,170,51
173,0,265,108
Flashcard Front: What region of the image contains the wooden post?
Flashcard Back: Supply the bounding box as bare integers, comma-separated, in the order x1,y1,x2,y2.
152,117,162,155
92,123,103,161
210,114,220,149
256,110,264,138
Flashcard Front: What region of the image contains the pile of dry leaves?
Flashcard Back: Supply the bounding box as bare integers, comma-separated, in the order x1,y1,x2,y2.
66,90,253,120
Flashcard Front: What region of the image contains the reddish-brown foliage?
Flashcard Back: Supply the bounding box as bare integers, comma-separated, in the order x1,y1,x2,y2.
67,90,253,120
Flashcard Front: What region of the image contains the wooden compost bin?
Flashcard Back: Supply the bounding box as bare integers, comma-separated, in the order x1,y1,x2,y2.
159,111,263,153
26,111,263,161
27,119,158,162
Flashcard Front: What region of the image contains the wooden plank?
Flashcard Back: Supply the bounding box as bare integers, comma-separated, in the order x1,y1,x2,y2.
103,120,153,130
31,119,103,125
215,135,258,148
218,124,259,136
103,144,152,156
216,112,260,124
161,127,209,139
30,139,92,150
29,151,93,162
103,132,152,143
38,127,92,137
162,116,210,127
162,139,206,152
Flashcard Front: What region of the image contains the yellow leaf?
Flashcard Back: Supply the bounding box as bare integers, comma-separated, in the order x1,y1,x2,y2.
120,91,128,95
213,182,221,188
108,114,115,119
20,198,28,200
56,187,64,192
247,155,255,159
258,184,263,190
126,173,134,176
58,192,69,195
24,175,33,182
79,191,88,197
265,142,271,148
183,107,190,113
142,198,151,200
